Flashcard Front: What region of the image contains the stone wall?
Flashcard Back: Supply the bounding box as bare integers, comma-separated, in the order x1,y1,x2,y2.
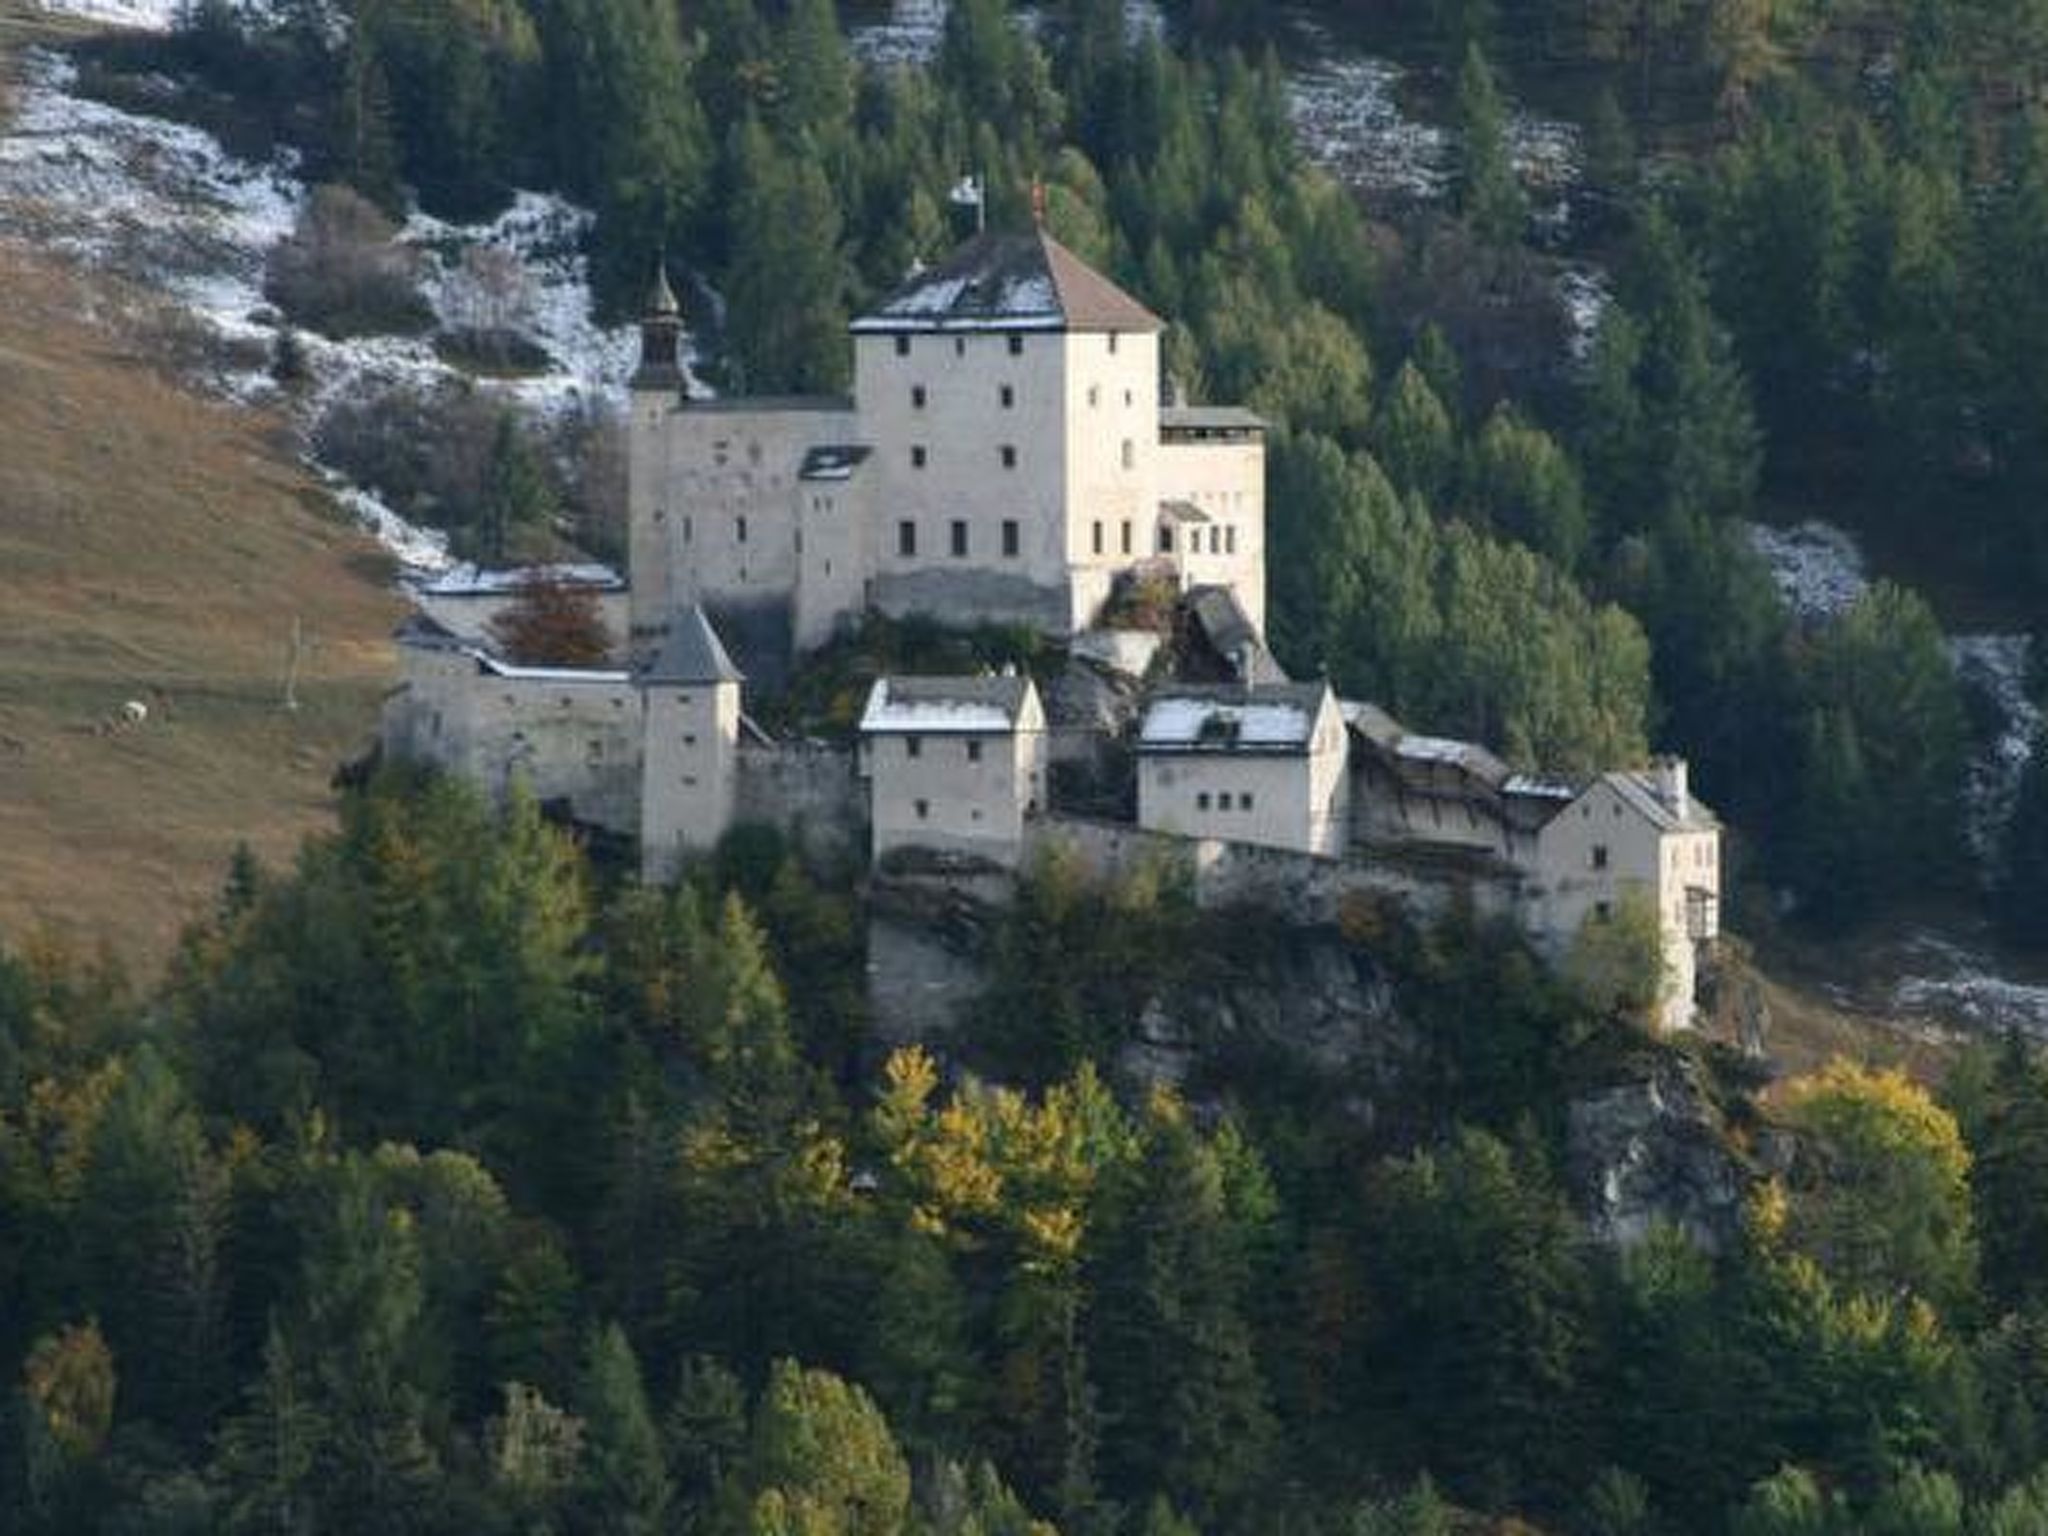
1023,815,1522,927
734,740,865,866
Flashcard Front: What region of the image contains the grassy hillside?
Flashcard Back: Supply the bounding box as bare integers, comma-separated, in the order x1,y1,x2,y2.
0,243,403,973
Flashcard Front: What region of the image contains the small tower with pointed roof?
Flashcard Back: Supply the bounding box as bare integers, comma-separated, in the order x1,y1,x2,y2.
632,258,685,395
637,603,744,881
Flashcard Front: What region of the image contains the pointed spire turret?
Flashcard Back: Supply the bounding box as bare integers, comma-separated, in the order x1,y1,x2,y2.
633,252,686,395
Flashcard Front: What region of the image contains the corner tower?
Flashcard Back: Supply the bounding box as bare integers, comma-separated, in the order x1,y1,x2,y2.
638,604,743,882
628,262,686,653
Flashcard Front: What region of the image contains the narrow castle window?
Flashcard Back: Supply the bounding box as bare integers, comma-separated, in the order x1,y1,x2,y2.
682,516,692,543
1197,792,1211,811
895,335,911,357
1008,336,1024,356
954,338,966,357
1218,792,1233,811
906,736,922,758
911,445,927,469
1000,445,1017,469
1091,521,1104,555
1002,519,1020,557
916,798,930,819
967,740,983,763
1226,526,1237,555
1088,384,1100,408
1108,334,1120,355
912,384,927,409
1000,384,1015,408
1121,439,1134,470
736,516,747,543
1120,521,1132,555
1591,845,1609,870
950,520,968,558
1159,526,1174,554
1242,792,1255,811
898,520,917,557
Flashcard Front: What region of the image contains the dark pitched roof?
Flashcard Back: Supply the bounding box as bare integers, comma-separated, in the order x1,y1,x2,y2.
851,229,1160,334
1600,770,1719,833
799,444,873,482
640,606,743,685
1185,585,1289,686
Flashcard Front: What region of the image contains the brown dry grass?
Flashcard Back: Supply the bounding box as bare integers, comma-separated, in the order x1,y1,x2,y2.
0,244,403,975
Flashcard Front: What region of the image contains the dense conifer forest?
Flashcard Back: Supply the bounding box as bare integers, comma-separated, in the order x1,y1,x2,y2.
9,771,2048,1534
17,0,2048,1529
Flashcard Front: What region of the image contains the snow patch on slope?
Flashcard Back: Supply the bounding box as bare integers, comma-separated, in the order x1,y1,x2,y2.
1744,519,1870,621
0,46,654,575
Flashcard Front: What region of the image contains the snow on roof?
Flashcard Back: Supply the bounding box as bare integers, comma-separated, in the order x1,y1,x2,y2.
1138,685,1330,753
1159,405,1267,435
473,652,630,684
852,229,1159,333
861,675,1035,733
420,561,625,596
1503,773,1581,800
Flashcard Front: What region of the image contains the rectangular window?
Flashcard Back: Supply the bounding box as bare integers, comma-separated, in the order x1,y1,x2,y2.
911,445,927,469
967,739,983,763
1241,792,1255,811
915,798,930,820
1008,335,1024,356
911,384,927,409
950,519,968,558
1226,526,1237,555
1000,445,1017,469
1121,439,1135,470
1218,792,1233,811
1197,792,1211,811
1121,521,1132,555
1591,844,1609,870
736,516,747,543
1002,519,1020,557
1159,526,1174,554
1091,521,1104,555
906,736,922,759
894,334,910,357
1000,384,1015,408
898,520,916,557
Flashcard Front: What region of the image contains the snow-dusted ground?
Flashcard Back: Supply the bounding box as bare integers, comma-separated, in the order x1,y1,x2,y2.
33,0,180,27
0,45,651,578
1744,519,1870,621
1891,932,2048,1039
1951,632,2040,862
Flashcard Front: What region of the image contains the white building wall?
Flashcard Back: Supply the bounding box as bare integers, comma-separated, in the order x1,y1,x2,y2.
641,679,741,882
1063,330,1161,630
1530,781,1716,1031
794,473,873,651
1157,438,1265,633
855,330,1072,627
383,647,642,833
864,704,1048,867
629,397,857,641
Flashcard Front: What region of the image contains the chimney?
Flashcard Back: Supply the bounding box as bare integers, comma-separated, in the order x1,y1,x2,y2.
1653,756,1689,817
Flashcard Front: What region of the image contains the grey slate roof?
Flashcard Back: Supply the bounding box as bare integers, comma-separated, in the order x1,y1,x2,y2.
1602,770,1719,832
1185,585,1290,686
640,606,743,685
851,229,1160,334
1160,405,1267,436
393,611,464,650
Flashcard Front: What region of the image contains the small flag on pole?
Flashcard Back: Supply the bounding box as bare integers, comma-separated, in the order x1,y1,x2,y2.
948,173,985,232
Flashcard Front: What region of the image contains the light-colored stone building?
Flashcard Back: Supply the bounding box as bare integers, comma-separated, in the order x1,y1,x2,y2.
639,606,745,883
1135,683,1349,857
1526,759,1721,1033
859,675,1048,868
628,228,1267,658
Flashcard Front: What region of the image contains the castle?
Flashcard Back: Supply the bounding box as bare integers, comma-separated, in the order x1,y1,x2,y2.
381,228,1721,1031
627,227,1268,658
